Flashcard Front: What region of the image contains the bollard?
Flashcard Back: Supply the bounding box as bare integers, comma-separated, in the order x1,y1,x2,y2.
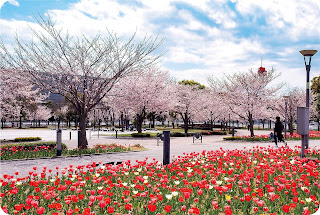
163,130,170,165
297,107,309,158
116,130,118,139
78,130,81,148
57,129,62,156
69,131,71,140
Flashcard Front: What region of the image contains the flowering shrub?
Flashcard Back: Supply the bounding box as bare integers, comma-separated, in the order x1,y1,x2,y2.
1,143,129,160
13,137,42,142
1,146,319,214
224,131,320,141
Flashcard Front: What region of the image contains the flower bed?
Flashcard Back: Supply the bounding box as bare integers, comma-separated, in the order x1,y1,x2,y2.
0,143,130,160
1,146,319,214
224,131,320,141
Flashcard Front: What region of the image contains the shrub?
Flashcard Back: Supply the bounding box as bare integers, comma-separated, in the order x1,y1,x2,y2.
201,130,227,135
131,133,151,138
1,141,67,150
13,137,42,142
170,132,188,137
223,136,242,141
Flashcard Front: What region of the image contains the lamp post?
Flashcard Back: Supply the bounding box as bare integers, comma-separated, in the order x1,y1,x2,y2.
283,95,289,139
299,49,317,155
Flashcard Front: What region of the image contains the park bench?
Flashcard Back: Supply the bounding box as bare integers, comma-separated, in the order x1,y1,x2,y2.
193,132,202,143
157,133,164,146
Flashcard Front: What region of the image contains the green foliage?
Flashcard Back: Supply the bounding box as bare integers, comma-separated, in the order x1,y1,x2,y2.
131,133,151,138
201,130,228,135
311,75,320,94
223,136,270,141
223,136,243,141
178,79,206,89
1,141,67,150
170,132,191,137
13,137,42,142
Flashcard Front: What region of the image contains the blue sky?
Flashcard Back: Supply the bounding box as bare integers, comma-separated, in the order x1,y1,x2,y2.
1,0,320,90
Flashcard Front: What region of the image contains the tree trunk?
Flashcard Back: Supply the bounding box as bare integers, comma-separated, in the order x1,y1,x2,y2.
136,114,143,133
79,114,88,149
172,121,175,129
248,113,254,137
289,117,294,135
19,115,22,128
183,112,189,135
120,113,124,132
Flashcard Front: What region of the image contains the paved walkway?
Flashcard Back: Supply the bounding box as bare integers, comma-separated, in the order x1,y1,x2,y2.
1,129,319,177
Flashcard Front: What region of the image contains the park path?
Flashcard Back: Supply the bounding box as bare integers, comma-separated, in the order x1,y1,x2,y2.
1,129,319,177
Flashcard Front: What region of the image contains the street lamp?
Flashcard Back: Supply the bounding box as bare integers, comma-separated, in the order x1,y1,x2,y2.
283,95,289,139
299,49,317,155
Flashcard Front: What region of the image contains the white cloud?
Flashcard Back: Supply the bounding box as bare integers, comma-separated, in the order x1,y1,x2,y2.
234,0,320,40
0,0,19,11
0,0,319,89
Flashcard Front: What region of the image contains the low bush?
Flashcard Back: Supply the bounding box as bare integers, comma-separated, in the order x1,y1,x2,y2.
201,130,227,135
223,136,243,141
13,137,42,142
170,132,189,137
1,141,67,150
131,133,151,138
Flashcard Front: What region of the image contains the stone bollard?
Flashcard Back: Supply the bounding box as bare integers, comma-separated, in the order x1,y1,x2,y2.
57,129,62,156
163,130,170,165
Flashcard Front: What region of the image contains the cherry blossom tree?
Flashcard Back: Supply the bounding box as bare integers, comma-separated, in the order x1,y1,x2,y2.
106,69,173,133
0,68,46,128
272,88,306,135
29,104,52,127
173,82,203,135
0,17,162,148
197,88,228,130
208,69,282,136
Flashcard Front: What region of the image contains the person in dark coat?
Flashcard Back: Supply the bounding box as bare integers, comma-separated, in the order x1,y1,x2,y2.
274,116,287,147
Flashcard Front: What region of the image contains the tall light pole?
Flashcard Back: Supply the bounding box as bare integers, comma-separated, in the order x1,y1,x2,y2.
299,49,317,155
283,95,289,139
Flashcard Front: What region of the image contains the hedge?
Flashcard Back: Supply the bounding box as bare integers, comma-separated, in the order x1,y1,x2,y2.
13,137,42,142
1,141,67,150
131,133,151,138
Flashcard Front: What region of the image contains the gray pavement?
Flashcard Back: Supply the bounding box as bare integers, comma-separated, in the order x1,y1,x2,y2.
1,128,319,177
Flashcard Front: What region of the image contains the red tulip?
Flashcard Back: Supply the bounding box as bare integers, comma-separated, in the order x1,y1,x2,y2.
99,200,107,208
282,205,290,213
148,204,157,212
36,207,45,215
107,206,114,213
125,204,132,210
181,205,187,211
164,205,171,213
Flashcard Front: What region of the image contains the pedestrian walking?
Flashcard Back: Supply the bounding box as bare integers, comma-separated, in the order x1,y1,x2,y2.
274,116,287,147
